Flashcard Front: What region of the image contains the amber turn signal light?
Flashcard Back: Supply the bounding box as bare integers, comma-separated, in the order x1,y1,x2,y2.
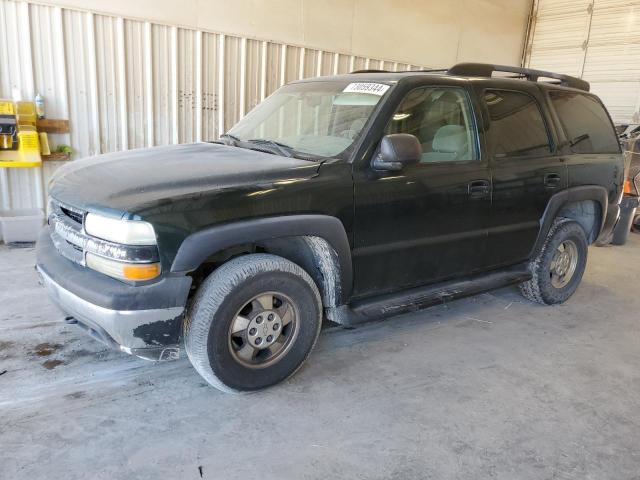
122,263,162,281
86,252,161,282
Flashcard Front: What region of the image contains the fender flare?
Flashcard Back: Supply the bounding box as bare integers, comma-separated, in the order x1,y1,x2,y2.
531,185,609,255
171,215,353,298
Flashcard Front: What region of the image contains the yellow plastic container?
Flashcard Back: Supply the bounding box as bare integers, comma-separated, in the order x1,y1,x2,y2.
0,99,15,115
39,132,51,155
17,130,41,163
16,101,37,126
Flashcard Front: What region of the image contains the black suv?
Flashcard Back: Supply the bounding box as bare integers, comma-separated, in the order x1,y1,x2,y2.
36,63,623,392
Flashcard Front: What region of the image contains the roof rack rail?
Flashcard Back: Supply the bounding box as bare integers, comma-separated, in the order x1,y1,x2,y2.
350,69,389,74
447,63,590,92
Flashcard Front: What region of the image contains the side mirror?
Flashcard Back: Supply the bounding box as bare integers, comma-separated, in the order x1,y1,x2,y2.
372,134,422,171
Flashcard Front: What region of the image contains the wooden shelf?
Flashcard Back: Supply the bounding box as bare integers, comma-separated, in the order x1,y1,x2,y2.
0,119,71,167
36,118,70,134
0,152,71,166
42,152,71,162
0,161,42,168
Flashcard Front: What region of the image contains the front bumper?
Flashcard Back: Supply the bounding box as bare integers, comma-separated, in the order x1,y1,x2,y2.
36,228,192,361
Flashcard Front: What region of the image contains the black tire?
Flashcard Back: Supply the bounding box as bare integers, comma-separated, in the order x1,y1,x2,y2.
520,218,588,305
184,254,322,392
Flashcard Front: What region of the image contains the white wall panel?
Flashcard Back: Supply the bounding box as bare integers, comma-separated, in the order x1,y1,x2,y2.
201,32,220,143
536,0,591,16
151,24,174,147
527,0,640,124
30,4,67,206
63,9,101,158
222,35,241,132
32,0,532,68
177,28,198,144
591,81,640,121
527,7,591,76
0,0,434,211
243,39,263,116
94,14,123,153
263,42,283,95
124,19,149,149
352,56,367,72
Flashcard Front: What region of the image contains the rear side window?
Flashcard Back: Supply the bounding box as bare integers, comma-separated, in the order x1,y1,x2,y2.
549,91,620,154
484,90,551,157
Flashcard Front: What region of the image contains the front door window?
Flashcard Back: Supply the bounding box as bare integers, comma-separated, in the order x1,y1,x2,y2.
385,87,479,163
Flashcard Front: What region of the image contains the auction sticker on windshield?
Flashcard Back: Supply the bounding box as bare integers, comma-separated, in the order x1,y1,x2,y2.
342,83,390,96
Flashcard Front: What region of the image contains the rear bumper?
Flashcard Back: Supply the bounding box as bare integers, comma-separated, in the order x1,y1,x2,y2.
36,227,192,361
597,202,620,243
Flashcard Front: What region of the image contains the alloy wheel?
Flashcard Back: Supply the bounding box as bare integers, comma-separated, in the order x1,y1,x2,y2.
550,239,579,288
227,292,298,369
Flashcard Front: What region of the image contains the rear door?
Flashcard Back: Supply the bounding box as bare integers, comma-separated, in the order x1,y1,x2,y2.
477,86,568,267
547,90,622,207
352,84,492,298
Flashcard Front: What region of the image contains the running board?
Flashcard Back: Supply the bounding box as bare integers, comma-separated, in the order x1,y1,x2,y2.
328,266,531,327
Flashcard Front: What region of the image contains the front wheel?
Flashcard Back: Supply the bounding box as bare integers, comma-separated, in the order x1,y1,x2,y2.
520,218,588,305
184,254,322,392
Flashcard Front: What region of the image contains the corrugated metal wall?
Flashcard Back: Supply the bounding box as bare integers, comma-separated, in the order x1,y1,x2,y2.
525,0,640,124
0,0,426,211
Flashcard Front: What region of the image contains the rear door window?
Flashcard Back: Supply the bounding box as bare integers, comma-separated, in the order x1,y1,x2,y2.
484,90,552,157
549,91,620,154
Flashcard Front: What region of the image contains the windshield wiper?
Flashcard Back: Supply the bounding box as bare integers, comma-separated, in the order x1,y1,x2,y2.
247,139,294,157
219,135,318,161
219,133,241,146
220,135,292,157
569,133,590,147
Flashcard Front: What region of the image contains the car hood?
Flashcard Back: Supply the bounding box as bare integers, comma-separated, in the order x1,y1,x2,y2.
49,143,321,216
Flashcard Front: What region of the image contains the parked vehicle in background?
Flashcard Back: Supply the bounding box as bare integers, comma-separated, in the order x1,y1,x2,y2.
617,125,640,198
617,123,640,141
611,124,640,243
627,134,640,230
36,63,623,392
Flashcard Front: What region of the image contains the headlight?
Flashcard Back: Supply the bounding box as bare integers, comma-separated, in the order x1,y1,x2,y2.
85,213,156,245
86,253,161,282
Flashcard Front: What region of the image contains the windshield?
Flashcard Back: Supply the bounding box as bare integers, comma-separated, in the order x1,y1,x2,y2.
227,80,391,159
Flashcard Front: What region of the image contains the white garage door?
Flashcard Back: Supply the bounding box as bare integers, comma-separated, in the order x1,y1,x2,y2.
525,0,640,124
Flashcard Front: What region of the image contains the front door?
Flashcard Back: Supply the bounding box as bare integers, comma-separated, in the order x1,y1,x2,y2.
352,85,491,298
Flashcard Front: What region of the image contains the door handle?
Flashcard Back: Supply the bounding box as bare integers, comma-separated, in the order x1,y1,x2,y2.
544,173,561,188
468,180,491,198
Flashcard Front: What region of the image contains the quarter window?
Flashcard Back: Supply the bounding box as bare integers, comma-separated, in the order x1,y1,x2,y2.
385,87,478,162
549,91,620,154
484,90,551,157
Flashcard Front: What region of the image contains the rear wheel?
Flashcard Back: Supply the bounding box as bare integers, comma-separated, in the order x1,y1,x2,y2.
520,218,588,305
184,254,322,392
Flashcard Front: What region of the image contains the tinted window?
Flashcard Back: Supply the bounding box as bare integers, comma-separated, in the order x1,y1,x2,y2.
549,91,620,154
385,87,478,162
484,90,551,157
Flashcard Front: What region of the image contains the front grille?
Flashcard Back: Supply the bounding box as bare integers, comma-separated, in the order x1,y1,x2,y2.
49,198,87,266
60,206,83,225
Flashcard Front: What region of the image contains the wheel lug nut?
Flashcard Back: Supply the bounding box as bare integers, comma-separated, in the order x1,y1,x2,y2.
268,314,274,321
256,316,263,324
273,323,279,331
255,337,262,345
249,328,256,335
267,335,273,342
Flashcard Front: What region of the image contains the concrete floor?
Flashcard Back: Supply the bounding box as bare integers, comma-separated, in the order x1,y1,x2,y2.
1,236,640,480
